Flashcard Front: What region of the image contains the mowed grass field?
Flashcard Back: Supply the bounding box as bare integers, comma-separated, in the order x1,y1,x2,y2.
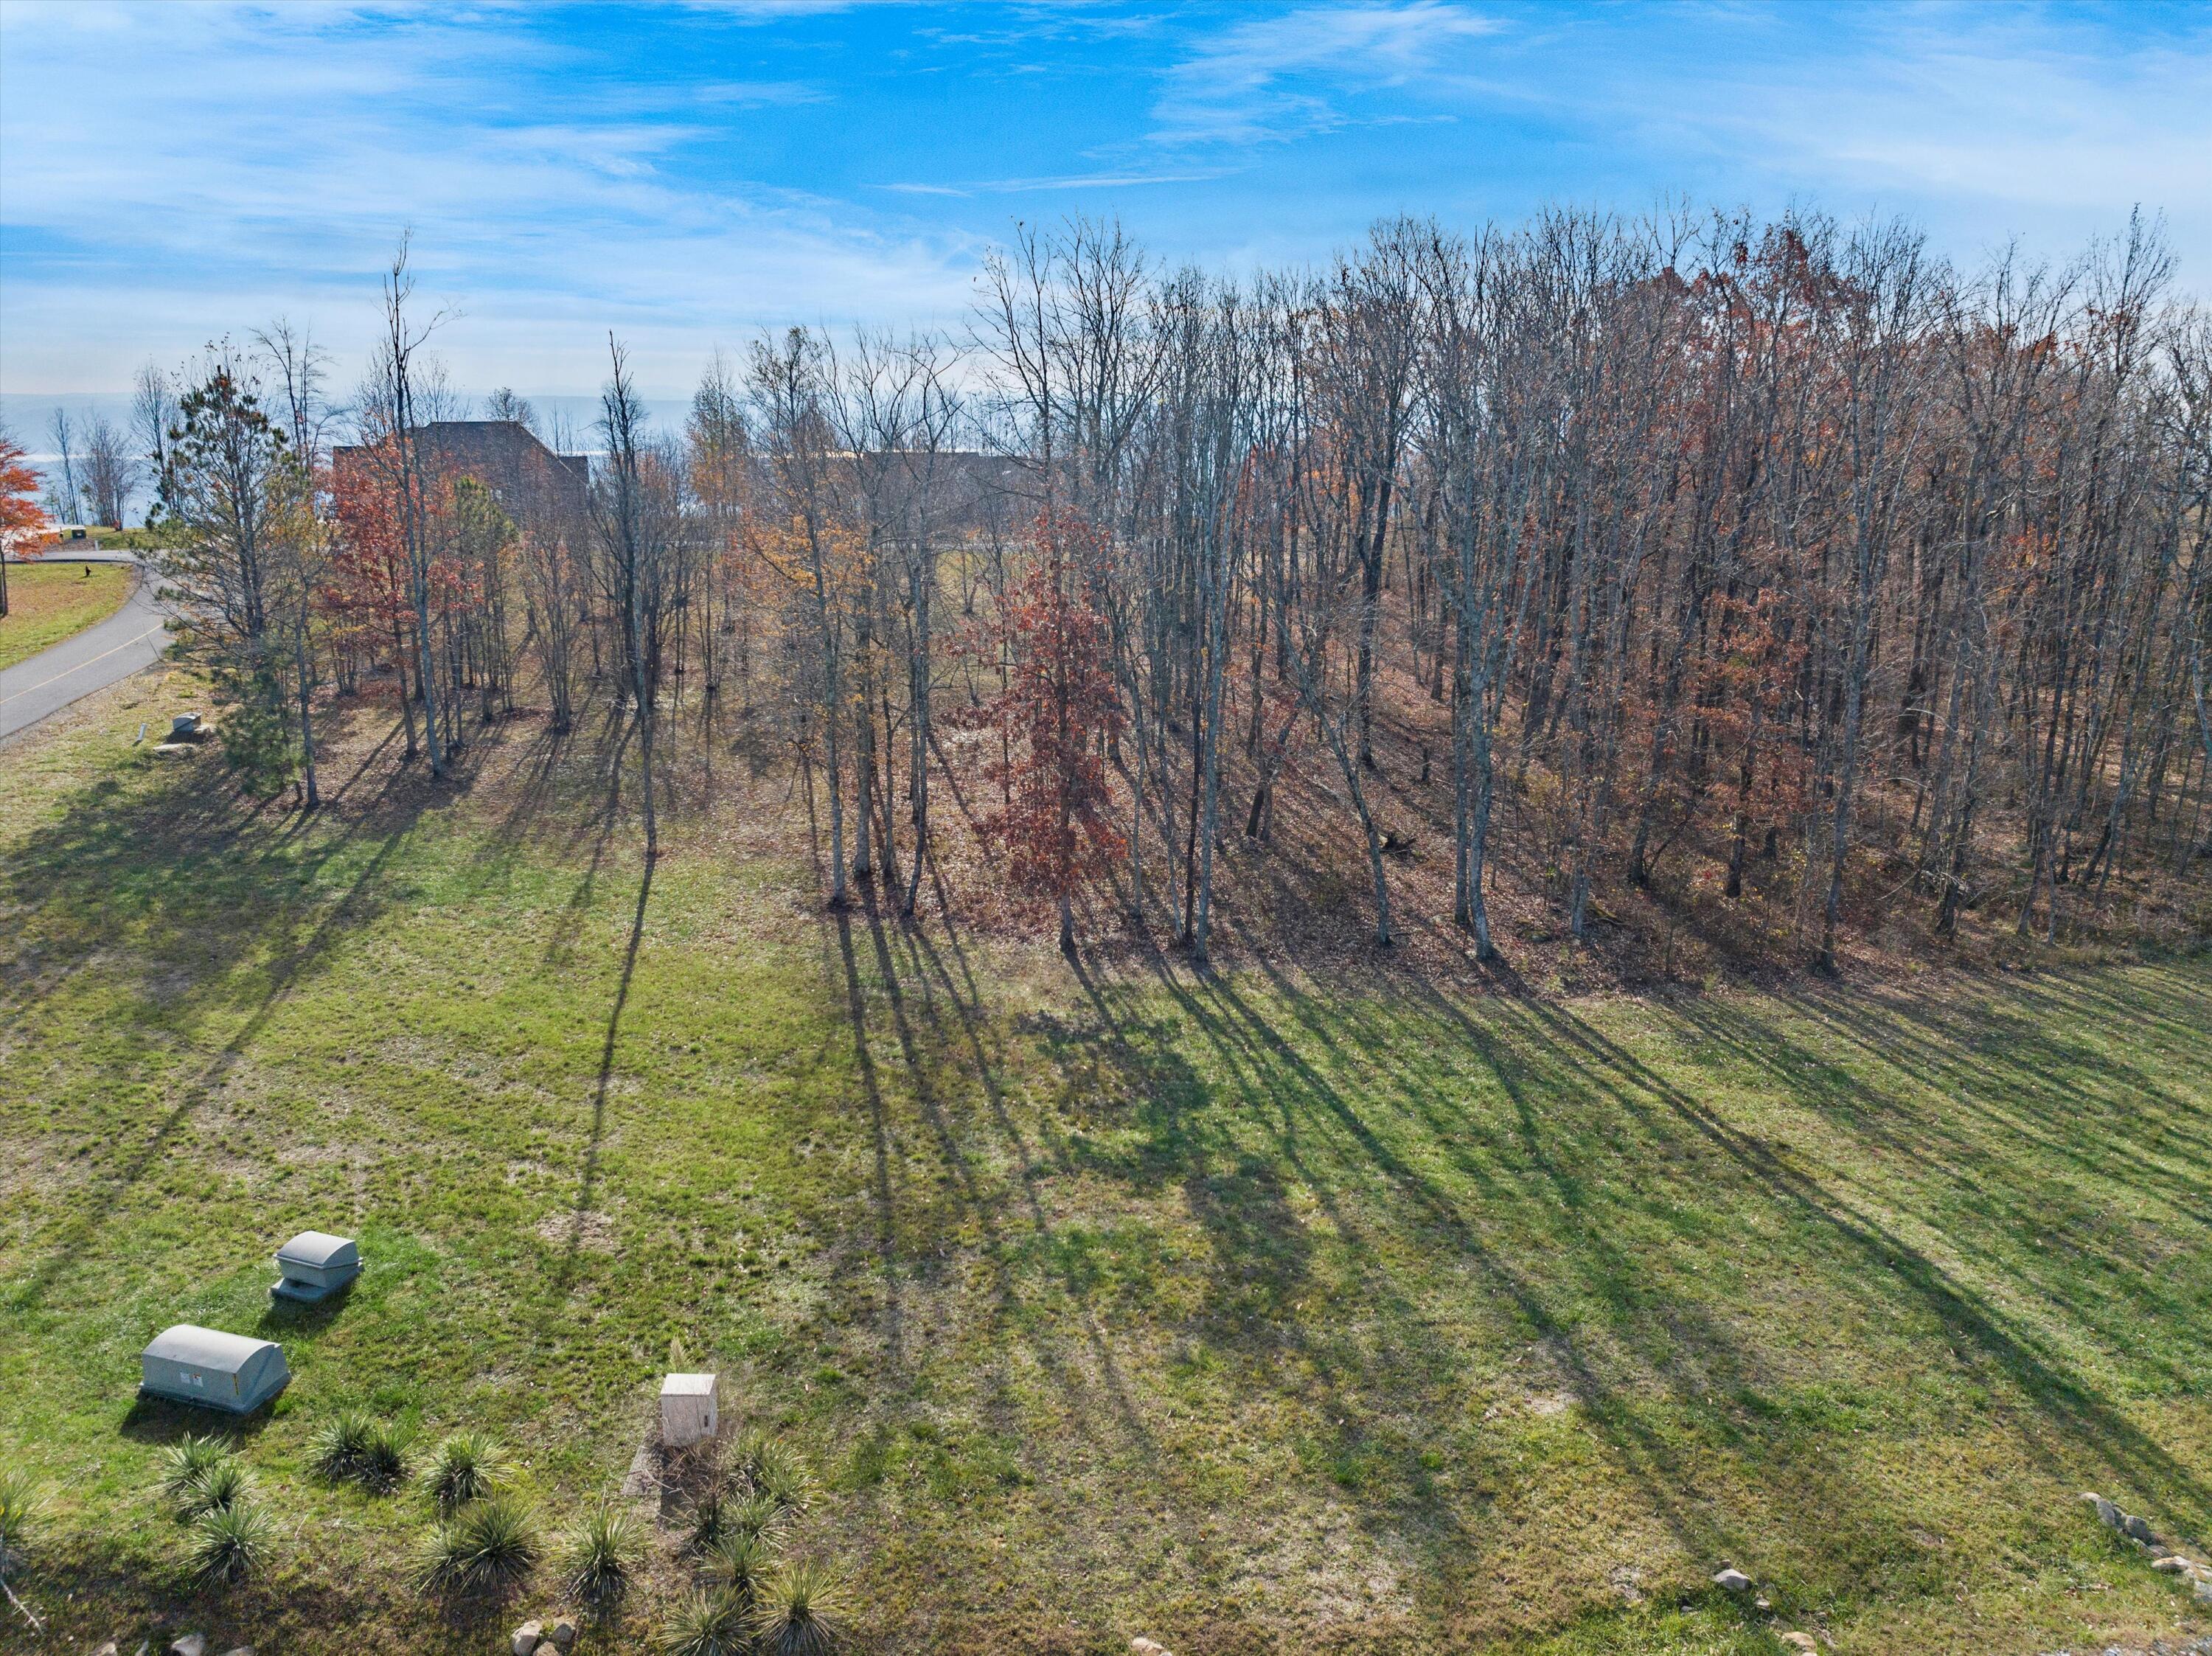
1,670,2208,1655
0,560,136,671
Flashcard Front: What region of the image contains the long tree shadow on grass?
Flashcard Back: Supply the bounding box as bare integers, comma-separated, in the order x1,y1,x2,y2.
3,708,468,1312
1491,982,2212,1533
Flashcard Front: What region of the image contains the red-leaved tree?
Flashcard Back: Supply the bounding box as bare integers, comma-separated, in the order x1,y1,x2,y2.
977,511,1127,951
0,426,50,619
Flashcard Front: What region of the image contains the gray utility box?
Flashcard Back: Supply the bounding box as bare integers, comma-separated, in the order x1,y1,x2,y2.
272,1231,361,1302
141,1325,290,1414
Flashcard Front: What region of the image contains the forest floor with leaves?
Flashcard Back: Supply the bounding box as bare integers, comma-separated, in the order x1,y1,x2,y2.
1,670,2208,1655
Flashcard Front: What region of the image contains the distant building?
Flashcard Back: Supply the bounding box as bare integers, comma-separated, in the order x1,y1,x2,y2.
333,420,589,528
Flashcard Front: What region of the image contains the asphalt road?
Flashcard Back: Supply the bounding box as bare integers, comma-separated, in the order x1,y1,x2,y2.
0,562,171,742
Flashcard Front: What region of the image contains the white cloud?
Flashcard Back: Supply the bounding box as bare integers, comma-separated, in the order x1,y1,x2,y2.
1154,1,1502,145
0,1,980,395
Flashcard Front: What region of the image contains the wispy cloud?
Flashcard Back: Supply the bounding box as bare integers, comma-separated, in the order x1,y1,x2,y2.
1154,1,1502,145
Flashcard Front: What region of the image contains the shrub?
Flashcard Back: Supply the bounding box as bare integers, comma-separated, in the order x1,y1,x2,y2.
310,1408,374,1480
750,1560,847,1656
560,1499,638,1608
418,1493,540,1596
177,1459,250,1520
657,1586,752,1656
158,1432,232,1497
356,1419,412,1493
425,1430,506,1512
187,1499,273,1587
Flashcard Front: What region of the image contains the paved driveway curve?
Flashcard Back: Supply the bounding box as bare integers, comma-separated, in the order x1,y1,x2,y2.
0,563,172,742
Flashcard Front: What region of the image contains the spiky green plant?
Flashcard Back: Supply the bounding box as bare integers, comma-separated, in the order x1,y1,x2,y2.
709,1527,771,1610
177,1458,249,1519
355,1419,412,1493
417,1493,540,1596
187,1499,273,1587
157,1432,232,1497
560,1499,639,1608
684,1480,737,1556
726,1489,790,1546
657,1585,752,1656
0,1466,47,1580
425,1430,505,1511
745,1436,813,1514
749,1560,847,1656
310,1408,374,1480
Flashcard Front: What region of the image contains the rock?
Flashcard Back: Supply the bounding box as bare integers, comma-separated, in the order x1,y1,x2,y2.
2083,1492,2123,1528
1130,1641,1173,1656
512,1623,544,1655
2197,1576,2212,1604
93,1644,119,1656
545,1622,577,1652
2154,1556,2191,1572
153,742,199,758
1782,1637,1819,1654
2123,1513,2159,1545
170,1638,207,1656
1756,1596,1773,1610
1714,1568,1754,1593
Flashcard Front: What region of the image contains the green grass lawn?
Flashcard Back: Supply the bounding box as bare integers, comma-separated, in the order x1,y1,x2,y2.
1,672,2208,1655
0,560,136,671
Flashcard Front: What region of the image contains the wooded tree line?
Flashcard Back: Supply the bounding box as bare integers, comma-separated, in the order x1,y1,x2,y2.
140,210,2212,970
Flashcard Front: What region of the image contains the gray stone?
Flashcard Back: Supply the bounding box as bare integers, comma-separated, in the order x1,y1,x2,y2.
1130,1641,1173,1656
2082,1492,2122,1528
2154,1556,2190,1572
153,742,200,758
511,1623,543,1656
1781,1637,1818,1655
2197,1576,2212,1604
1713,1568,1753,1593
93,1644,119,1656
545,1622,577,1652
2124,1513,2160,1545
170,1638,206,1656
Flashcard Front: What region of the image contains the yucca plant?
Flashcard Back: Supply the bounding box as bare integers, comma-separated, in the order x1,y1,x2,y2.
726,1489,790,1546
177,1458,250,1520
187,1498,274,1587
0,1466,48,1601
560,1499,639,1608
684,1479,737,1556
745,1436,813,1514
750,1560,846,1656
425,1430,505,1511
310,1408,374,1481
158,1432,232,1497
709,1527,772,1610
418,1493,540,1596
658,1585,753,1656
355,1419,412,1493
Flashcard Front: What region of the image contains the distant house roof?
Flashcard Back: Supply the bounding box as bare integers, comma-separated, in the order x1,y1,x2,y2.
333,419,589,524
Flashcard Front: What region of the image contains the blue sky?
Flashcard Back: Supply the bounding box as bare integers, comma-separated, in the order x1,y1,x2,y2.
2,0,2208,402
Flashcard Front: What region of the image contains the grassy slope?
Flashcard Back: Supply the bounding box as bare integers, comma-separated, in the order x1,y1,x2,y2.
0,560,135,671
1,672,2207,1655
